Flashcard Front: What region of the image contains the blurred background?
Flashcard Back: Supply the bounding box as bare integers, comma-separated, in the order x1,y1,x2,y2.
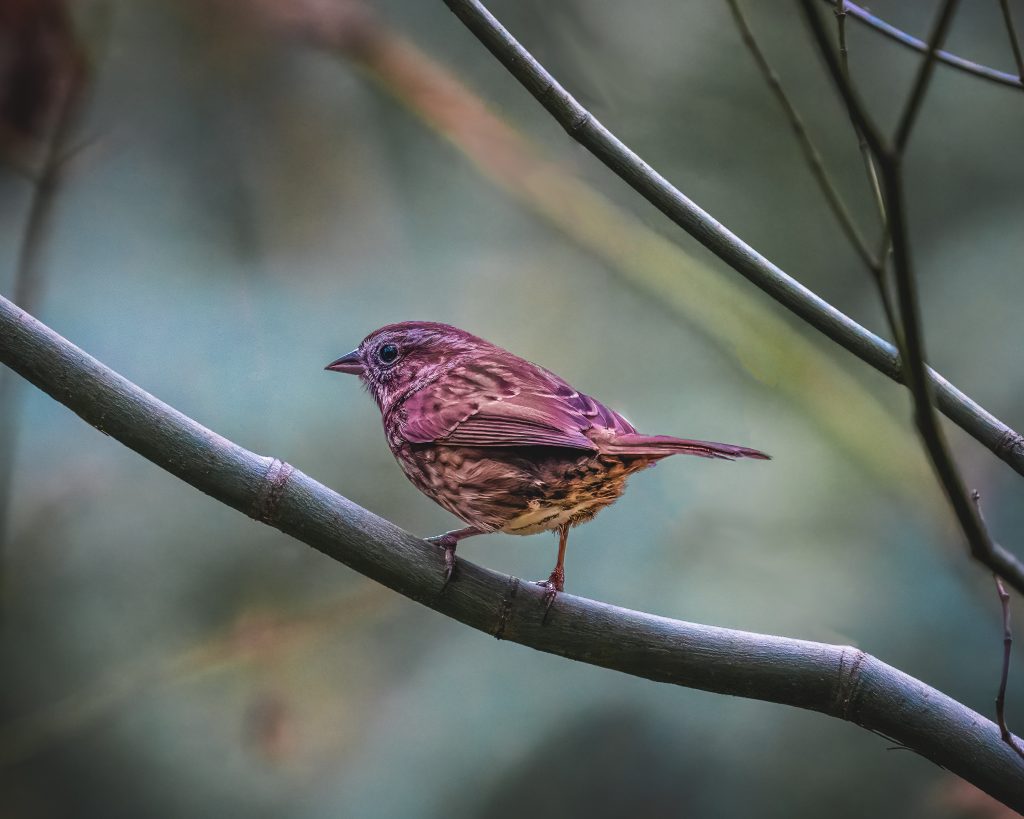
1,1,1022,816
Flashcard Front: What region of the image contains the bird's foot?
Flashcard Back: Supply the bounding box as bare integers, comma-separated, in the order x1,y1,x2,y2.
533,566,564,621
425,534,458,589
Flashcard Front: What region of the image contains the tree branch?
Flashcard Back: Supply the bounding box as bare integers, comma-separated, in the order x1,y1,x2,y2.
0,294,1023,808
833,0,897,338
893,0,959,155
827,0,1024,90
438,0,1024,488
799,0,1024,596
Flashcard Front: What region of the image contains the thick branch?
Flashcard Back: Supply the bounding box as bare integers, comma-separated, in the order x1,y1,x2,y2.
438,0,1024,485
1,297,1023,808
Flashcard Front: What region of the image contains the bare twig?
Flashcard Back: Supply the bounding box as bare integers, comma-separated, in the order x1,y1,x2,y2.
813,0,1024,761
726,0,876,273
992,573,1024,761
799,0,1024,595
0,293,1023,807
825,0,1024,90
998,0,1024,82
834,1,897,336
971,489,1024,761
893,0,960,154
835,2,886,228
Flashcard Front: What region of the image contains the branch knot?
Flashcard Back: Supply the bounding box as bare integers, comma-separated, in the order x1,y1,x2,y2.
835,647,867,722
250,457,294,524
996,429,1024,460
492,575,520,640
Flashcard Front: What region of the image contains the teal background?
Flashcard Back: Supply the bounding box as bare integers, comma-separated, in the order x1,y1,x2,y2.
2,2,1023,817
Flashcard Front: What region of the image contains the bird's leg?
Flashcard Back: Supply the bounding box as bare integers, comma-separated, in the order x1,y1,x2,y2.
534,523,569,618
425,526,483,587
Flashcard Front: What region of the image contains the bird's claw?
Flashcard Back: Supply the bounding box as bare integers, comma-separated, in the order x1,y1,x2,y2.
533,568,564,622
533,580,558,620
426,534,458,590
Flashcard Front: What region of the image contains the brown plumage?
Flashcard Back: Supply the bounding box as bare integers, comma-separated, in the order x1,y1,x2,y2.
326,321,768,605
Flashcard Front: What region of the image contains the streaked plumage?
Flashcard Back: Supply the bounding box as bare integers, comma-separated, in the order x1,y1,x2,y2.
326,321,768,602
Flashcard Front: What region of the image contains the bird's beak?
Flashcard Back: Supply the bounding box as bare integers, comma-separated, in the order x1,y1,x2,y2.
325,350,364,375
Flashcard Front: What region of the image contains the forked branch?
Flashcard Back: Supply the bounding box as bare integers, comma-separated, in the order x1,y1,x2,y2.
799,0,1024,602
828,0,1024,90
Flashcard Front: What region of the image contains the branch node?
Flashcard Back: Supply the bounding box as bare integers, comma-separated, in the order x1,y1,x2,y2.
835,647,867,721
996,430,1024,460
566,109,591,137
250,458,295,524
492,575,520,640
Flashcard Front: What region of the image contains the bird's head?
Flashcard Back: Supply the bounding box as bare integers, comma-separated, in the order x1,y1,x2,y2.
326,321,487,411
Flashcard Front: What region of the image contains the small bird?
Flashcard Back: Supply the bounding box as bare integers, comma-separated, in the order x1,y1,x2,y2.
326,322,768,606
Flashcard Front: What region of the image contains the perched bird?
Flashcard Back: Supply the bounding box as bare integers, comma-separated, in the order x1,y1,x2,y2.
326,321,768,606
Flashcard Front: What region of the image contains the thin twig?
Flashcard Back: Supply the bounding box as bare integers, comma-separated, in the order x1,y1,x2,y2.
893,0,960,154
834,0,897,336
882,1,1017,593
885,3,1024,764
726,0,876,272
824,0,1024,90
835,2,886,228
0,294,1023,808
799,0,1024,594
973,490,1024,761
993,574,1024,761
998,0,1024,82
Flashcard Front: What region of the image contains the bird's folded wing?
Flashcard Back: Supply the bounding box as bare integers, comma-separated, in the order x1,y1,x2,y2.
398,361,630,450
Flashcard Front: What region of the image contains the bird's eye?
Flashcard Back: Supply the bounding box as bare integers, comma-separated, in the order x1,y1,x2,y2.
378,343,399,364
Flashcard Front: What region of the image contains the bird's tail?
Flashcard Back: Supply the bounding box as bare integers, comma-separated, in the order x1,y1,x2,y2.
600,433,770,461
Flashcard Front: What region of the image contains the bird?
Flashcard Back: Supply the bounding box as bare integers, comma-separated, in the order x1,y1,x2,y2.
326,321,768,608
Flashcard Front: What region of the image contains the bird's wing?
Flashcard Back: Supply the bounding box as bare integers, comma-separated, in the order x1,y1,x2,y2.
398,357,634,451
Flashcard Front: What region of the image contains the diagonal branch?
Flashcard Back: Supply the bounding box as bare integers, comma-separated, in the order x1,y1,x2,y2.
827,0,1024,90
834,1,886,232
0,294,1023,808
439,0,1024,594
799,0,1024,595
893,0,959,154
833,1,897,338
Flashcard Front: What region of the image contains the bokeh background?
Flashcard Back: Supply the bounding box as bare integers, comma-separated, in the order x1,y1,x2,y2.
1,1,1023,816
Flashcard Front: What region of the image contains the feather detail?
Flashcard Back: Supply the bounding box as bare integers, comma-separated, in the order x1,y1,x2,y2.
598,433,770,461
397,356,632,450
